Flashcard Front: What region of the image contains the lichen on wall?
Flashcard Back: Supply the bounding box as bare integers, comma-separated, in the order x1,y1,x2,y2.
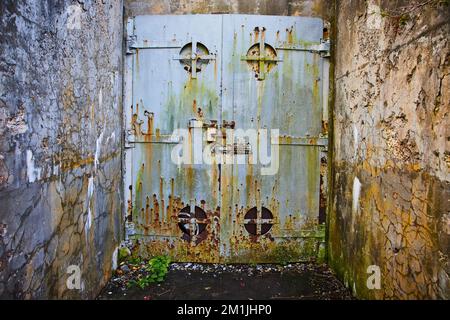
0,0,123,299
330,0,449,299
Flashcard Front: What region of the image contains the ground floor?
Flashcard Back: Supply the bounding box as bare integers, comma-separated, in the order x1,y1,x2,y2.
99,262,352,300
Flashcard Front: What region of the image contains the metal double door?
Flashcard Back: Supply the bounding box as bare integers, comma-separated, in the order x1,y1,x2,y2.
124,14,328,263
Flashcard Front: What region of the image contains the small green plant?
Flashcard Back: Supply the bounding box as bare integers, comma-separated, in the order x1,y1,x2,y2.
146,255,171,283
118,247,131,262
128,256,171,289
128,276,152,289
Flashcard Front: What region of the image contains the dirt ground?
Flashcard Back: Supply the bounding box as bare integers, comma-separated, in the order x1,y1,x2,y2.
98,262,353,300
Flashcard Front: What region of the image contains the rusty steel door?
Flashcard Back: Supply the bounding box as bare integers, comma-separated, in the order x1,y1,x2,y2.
220,15,328,262
124,15,223,262
124,15,329,263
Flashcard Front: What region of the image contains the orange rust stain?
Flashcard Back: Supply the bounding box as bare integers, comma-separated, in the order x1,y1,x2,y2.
145,196,150,234
211,163,218,200
186,166,194,196
192,99,197,115
160,177,165,222
168,178,175,222
214,59,218,81
55,151,120,172
253,27,260,43
286,27,294,44
153,194,160,223
135,48,140,70
142,146,153,227
245,155,254,204
147,112,154,136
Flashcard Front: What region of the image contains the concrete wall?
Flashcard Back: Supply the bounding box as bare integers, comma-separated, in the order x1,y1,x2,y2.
0,0,123,299
329,0,449,299
125,0,331,18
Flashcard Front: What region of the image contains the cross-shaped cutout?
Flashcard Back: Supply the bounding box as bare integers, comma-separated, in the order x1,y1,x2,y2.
244,206,275,236
241,27,282,80
177,201,208,245
174,41,216,79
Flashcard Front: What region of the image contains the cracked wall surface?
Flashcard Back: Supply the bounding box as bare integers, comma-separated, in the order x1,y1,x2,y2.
0,0,123,299
329,0,449,299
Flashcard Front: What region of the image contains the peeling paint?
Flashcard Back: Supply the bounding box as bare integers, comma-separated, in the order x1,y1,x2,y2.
95,129,105,171
112,247,119,271
26,150,41,183
352,177,361,215
85,176,95,233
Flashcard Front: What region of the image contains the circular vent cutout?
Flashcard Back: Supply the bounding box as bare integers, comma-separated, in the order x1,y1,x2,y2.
244,207,274,236
178,42,210,74
177,205,207,237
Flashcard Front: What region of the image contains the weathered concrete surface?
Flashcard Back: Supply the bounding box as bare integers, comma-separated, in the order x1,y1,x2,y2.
0,1,123,299
329,0,449,299
125,0,332,18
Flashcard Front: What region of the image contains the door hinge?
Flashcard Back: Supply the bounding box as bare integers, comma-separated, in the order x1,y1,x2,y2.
127,35,137,55
126,17,136,55
318,40,331,58
124,130,136,149
275,39,330,57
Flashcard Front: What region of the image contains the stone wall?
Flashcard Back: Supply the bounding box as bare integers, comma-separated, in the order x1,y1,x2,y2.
0,0,123,299
329,0,449,299
125,0,331,18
